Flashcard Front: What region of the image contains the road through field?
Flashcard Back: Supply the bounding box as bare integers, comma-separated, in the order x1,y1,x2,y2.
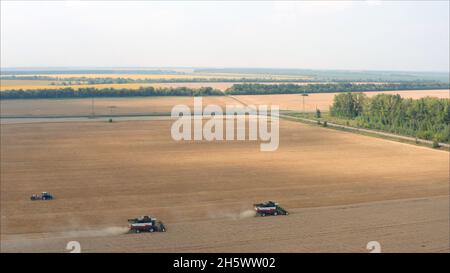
279,114,450,148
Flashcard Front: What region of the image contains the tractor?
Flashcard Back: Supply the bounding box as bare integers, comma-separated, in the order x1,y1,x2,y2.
30,192,54,201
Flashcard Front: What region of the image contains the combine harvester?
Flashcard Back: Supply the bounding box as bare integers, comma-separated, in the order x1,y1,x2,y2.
128,216,166,233
30,192,54,201
254,201,289,216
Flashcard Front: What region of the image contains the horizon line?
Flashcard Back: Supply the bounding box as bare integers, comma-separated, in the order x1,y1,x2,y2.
1,66,449,74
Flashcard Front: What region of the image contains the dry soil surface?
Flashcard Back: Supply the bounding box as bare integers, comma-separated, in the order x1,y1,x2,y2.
1,119,448,252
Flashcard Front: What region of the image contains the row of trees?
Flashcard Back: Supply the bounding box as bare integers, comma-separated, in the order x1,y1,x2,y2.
2,75,316,84
330,93,450,143
0,86,224,99
50,78,315,85
224,82,449,95
1,69,181,75
9,76,448,85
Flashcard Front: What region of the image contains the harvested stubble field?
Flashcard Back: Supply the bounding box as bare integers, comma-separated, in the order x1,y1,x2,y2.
1,90,448,118
0,96,242,117
0,80,56,90
0,118,448,252
234,89,450,112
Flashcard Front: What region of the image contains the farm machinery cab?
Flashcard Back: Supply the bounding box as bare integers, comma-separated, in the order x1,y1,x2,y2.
30,192,54,201
254,201,289,216
128,216,166,233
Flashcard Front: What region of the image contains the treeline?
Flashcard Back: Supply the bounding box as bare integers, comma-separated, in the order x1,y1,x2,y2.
2,75,315,84
224,82,449,95
0,86,224,100
195,68,450,82
50,77,315,85
3,76,448,86
330,93,450,143
1,75,56,81
0,69,182,75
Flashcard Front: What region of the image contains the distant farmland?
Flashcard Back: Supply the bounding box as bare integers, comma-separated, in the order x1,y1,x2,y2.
0,80,236,91
233,89,450,112
1,89,447,118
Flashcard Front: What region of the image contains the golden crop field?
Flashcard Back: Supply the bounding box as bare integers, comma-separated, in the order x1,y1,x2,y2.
1,75,313,91
0,80,57,90
0,81,237,91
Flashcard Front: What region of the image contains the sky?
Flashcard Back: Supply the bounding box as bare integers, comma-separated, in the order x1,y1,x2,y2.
1,1,449,72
